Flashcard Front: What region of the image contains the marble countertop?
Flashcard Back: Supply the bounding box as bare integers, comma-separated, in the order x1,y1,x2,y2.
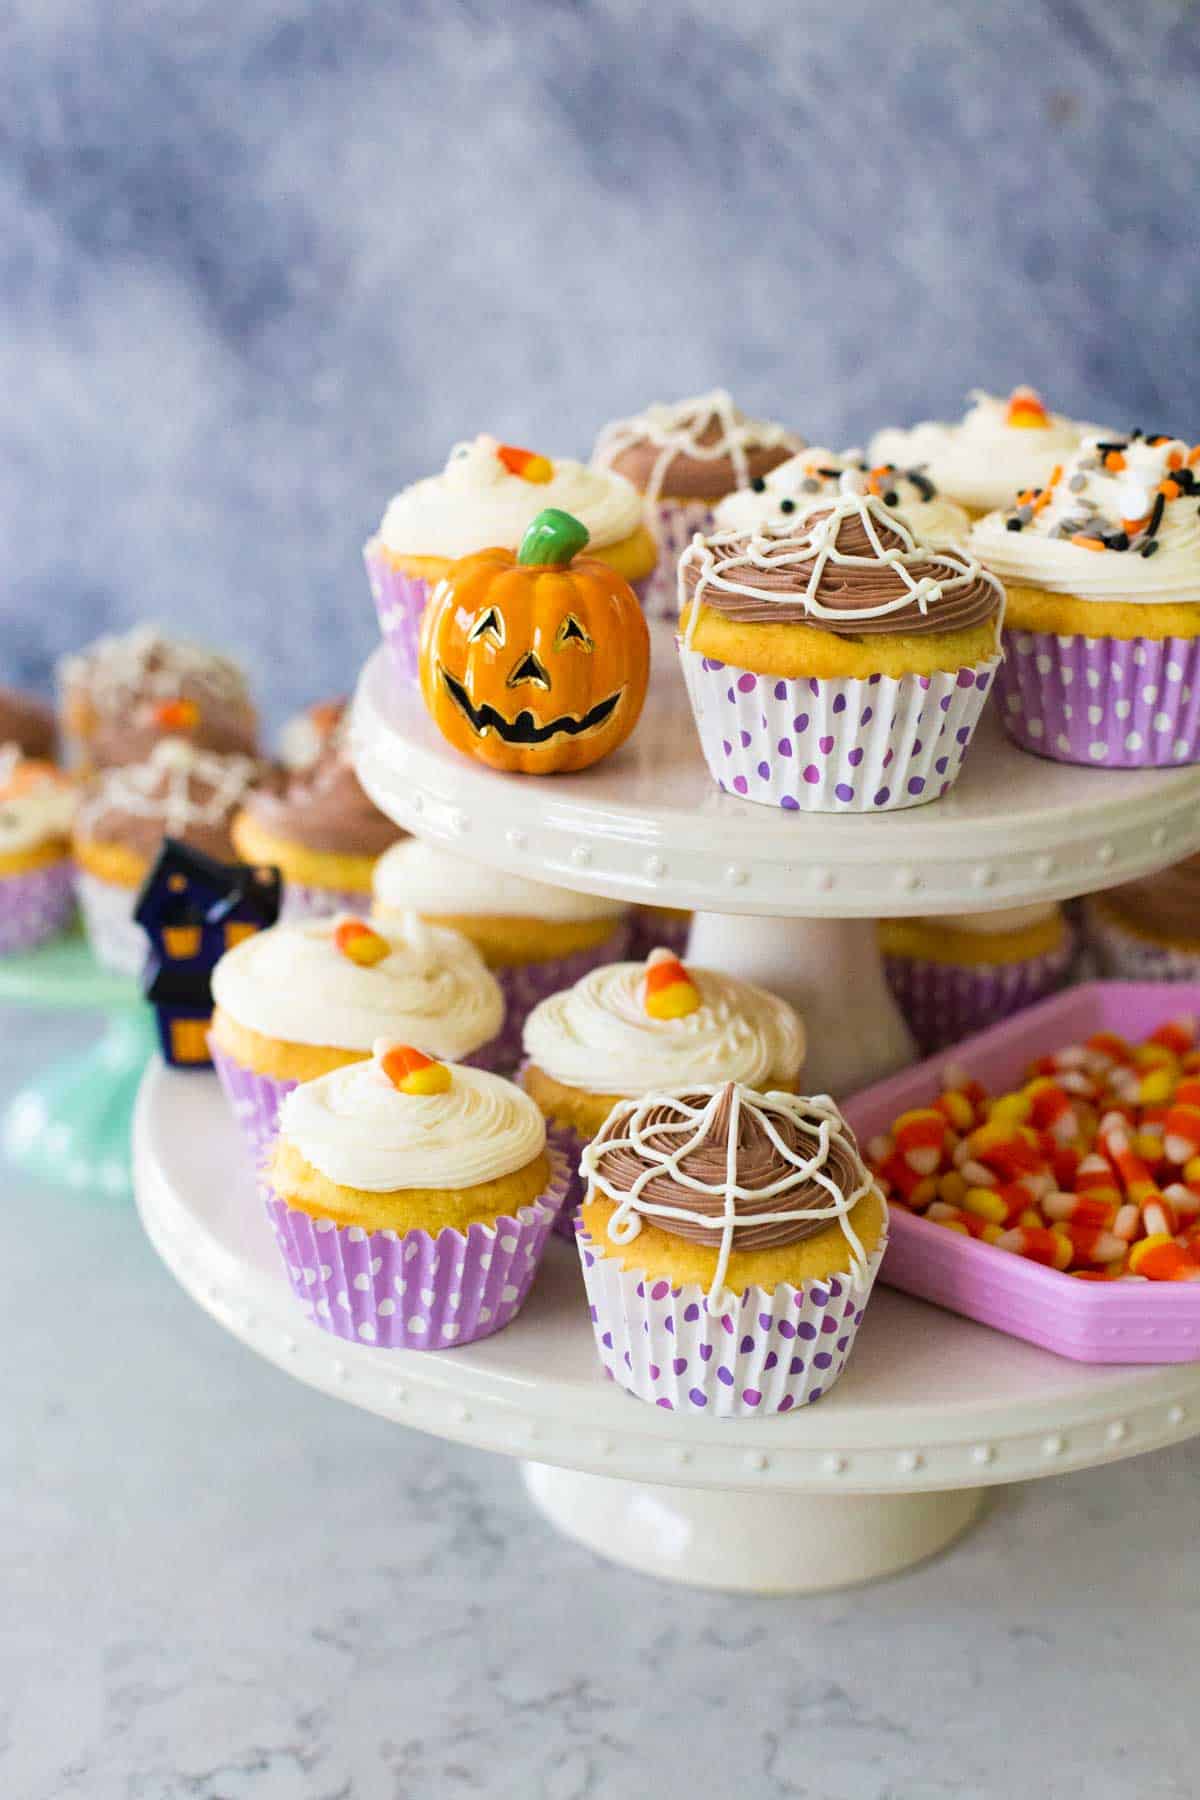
3,1010,1198,1800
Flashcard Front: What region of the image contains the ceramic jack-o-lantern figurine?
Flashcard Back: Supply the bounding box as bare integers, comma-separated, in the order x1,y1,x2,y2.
419,508,650,775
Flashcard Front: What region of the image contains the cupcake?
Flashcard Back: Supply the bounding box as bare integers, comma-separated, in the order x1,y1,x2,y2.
0,687,56,761
521,948,804,1235
372,838,630,1069
677,476,1005,812
880,903,1073,1056
209,910,505,1161
264,1041,566,1348
0,749,77,955
1083,857,1200,981
72,738,263,976
365,435,656,683
973,433,1200,767
577,1082,887,1415
592,390,804,618
715,447,972,548
232,699,401,922
58,624,258,771
869,387,1110,519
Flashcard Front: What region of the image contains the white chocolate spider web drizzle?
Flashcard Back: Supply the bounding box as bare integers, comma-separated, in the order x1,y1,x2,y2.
79,738,259,834
593,389,804,503
59,624,249,709
580,1082,877,1311
682,476,1004,649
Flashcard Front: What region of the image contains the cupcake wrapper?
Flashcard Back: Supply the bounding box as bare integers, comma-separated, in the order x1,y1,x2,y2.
264,1147,568,1349
278,881,372,925
883,933,1076,1057
76,869,146,977
364,542,430,688
577,1226,887,1415
210,1043,296,1165
995,630,1200,768
628,908,690,962
1082,905,1200,983
680,647,999,812
488,924,632,1072
545,1120,588,1239
0,858,75,956
641,499,716,619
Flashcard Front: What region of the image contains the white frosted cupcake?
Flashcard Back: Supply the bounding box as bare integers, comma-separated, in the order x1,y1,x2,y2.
364,435,656,681
715,447,971,548
209,910,505,1161
880,903,1073,1055
592,390,805,617
372,839,630,1069
521,947,805,1233
0,750,77,955
869,387,1111,519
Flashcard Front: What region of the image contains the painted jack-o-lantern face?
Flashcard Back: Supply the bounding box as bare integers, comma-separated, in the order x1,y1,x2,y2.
419,509,650,775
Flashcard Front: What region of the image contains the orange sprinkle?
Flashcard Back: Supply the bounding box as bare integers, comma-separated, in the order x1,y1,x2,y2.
1121,515,1150,534
1104,450,1127,472
1168,449,1184,470
153,697,200,731
1188,445,1200,466
1158,478,1182,501
1071,534,1108,551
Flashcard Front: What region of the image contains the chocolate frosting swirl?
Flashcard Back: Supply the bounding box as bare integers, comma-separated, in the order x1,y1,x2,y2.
0,687,55,760
594,390,803,501
607,436,795,503
245,705,399,856
681,494,1003,638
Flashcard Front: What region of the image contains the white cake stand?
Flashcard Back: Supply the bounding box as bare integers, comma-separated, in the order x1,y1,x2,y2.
132,633,1200,1592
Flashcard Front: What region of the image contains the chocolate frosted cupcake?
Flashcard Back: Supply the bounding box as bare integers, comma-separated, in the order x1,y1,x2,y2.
678,477,1004,811
1083,857,1200,982
0,687,56,761
232,699,401,921
880,903,1074,1055
592,390,804,618
73,738,264,975
715,447,972,549
58,624,258,771
577,1082,887,1415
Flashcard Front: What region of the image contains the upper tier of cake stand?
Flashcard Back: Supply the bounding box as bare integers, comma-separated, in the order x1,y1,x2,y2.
351,632,1200,918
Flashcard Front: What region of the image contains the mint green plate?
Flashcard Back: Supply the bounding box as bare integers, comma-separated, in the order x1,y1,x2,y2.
0,929,156,1201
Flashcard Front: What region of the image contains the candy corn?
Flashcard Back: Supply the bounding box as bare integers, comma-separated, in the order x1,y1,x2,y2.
496,443,554,483
333,918,391,967
379,1043,452,1096
643,951,701,1020
153,697,200,732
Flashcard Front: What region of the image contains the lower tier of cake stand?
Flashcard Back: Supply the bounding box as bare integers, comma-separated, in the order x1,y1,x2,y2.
134,1062,1200,1593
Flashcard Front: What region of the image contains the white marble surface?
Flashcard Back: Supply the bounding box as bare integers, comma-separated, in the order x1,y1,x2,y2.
3,1010,1199,1800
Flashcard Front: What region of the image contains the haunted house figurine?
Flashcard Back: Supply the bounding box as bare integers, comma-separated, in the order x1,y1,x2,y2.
135,838,281,1067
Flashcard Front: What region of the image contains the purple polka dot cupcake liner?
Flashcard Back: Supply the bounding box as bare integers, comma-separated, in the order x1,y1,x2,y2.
641,498,715,619
1082,903,1200,982
0,857,75,956
263,1146,567,1349
679,646,1000,813
882,932,1076,1057
628,906,691,962
994,629,1200,768
487,922,632,1073
277,880,373,925
575,1225,887,1416
210,1042,297,1165
364,540,431,689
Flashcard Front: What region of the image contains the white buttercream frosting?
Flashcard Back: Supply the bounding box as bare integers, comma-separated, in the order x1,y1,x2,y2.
211,911,504,1056
869,389,1111,515
971,434,1200,602
715,448,971,548
523,958,805,1095
373,839,627,925
279,1050,546,1192
0,748,76,855
372,435,644,558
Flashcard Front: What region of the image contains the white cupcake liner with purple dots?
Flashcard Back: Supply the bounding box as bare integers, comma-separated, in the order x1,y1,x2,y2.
76,869,146,976
882,932,1075,1058
488,923,632,1073
679,646,1000,812
1082,903,1200,983
210,1042,296,1165
278,880,373,925
364,540,430,688
263,1146,567,1349
0,858,75,956
576,1225,886,1416
994,629,1200,768
641,498,716,619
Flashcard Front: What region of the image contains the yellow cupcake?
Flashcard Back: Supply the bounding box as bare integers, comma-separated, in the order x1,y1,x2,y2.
879,906,1067,969
271,1132,550,1234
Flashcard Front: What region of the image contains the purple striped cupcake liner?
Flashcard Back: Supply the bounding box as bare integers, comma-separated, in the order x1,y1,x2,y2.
576,1224,887,1416
545,1120,588,1238
1082,903,1200,982
882,931,1076,1057
679,646,1000,812
263,1145,568,1349
487,922,631,1072
0,857,75,955
628,906,691,962
364,540,431,688
641,498,715,619
278,880,373,925
994,629,1200,768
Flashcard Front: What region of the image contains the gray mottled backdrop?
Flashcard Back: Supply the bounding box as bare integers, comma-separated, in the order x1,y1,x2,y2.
3,1,1198,725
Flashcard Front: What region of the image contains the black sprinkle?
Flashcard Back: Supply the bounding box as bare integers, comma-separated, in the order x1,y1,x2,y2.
1094,440,1130,454
818,466,842,479
1147,492,1166,538
908,471,935,501
779,498,796,514
1103,530,1130,551
883,490,899,506
1141,540,1160,557
751,478,766,493
1005,517,1023,532
1131,428,1144,439
1175,467,1196,495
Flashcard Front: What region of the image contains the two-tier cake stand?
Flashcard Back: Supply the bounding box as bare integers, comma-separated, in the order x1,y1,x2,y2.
133,633,1200,1592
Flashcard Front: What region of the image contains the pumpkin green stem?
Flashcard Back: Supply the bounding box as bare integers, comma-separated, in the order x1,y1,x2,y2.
517,508,590,568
